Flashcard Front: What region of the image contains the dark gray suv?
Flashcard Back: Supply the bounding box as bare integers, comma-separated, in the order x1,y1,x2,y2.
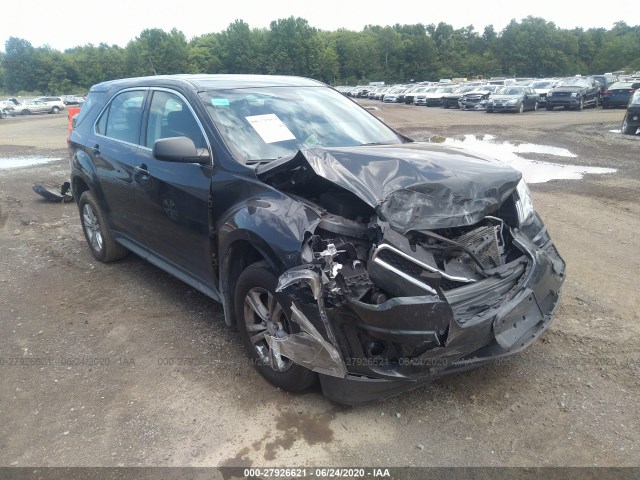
68,74,565,403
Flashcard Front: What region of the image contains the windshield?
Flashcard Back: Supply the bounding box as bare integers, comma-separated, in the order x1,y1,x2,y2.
559,78,589,87
532,81,554,89
200,87,402,163
496,87,525,95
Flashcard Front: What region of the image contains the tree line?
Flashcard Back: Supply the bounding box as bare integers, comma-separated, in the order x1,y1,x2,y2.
1,16,639,95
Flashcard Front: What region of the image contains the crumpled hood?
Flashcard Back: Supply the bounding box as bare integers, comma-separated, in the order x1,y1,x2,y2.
256,143,522,233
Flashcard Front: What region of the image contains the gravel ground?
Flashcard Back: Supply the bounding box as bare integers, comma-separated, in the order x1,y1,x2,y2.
0,105,638,470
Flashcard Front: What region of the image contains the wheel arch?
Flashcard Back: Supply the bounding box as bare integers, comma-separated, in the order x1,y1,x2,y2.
219,236,286,328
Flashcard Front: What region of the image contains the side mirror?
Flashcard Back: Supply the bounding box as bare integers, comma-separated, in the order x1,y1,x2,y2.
153,136,209,164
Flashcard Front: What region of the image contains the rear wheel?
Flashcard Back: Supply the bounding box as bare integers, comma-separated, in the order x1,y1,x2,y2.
235,263,318,392
51,106,60,114
78,191,128,262
622,115,637,135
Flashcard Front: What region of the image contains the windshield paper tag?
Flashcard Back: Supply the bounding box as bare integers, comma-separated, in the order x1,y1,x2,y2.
245,114,296,144
211,98,230,106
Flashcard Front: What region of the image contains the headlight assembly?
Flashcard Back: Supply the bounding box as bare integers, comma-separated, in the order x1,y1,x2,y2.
515,179,534,225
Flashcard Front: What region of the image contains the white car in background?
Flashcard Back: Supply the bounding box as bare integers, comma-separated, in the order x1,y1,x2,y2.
34,96,66,114
531,80,559,105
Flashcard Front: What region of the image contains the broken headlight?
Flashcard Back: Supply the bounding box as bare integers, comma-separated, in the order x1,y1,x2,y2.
515,179,534,225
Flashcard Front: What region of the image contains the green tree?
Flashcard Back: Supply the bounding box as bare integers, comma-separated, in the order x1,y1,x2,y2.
4,37,38,93
267,17,321,76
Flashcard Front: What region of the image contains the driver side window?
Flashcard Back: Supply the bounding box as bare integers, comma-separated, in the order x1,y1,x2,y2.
145,91,206,149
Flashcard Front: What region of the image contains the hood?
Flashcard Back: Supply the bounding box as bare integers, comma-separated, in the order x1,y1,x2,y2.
553,85,588,92
256,144,521,233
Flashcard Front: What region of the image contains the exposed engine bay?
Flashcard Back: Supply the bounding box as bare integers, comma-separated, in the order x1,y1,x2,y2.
253,147,565,401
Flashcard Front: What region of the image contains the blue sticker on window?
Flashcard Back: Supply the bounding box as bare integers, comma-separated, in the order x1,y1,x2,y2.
211,98,230,106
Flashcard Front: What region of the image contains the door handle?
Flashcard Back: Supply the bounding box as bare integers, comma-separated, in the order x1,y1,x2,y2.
134,163,149,174
92,144,100,155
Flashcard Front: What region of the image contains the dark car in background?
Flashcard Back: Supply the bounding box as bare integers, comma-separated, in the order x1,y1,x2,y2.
622,90,640,135
458,85,499,110
546,76,599,111
486,86,539,113
593,75,618,103
442,85,479,109
602,81,640,108
68,74,565,404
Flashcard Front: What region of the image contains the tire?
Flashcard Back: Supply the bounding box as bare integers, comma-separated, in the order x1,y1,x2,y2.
22,109,31,115
622,115,637,135
517,102,524,114
602,104,609,109
576,97,584,111
51,106,60,114
533,101,538,111
235,263,318,392
546,105,553,111
486,109,494,113
78,191,128,262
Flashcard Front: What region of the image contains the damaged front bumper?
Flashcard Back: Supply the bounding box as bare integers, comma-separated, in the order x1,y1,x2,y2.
274,227,565,404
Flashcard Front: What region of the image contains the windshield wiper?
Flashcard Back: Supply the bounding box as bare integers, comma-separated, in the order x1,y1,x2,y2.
246,159,277,165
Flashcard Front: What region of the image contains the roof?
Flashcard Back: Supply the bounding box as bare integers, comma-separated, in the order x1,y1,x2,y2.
89,74,325,93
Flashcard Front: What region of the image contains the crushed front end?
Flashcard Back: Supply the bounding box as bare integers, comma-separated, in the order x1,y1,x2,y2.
258,147,566,404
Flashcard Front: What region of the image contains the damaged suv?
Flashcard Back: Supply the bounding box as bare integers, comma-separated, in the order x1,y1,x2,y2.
68,75,565,403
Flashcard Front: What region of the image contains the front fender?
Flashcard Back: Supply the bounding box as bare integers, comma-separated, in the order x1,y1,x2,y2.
216,195,321,328
218,196,321,273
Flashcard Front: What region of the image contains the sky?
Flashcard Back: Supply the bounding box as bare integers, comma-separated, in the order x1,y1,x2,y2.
2,0,639,52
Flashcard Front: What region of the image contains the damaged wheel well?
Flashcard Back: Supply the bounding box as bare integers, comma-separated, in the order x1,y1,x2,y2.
220,240,271,328
72,177,90,203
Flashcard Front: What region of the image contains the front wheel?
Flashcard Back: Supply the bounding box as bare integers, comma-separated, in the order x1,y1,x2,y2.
22,109,31,115
78,191,128,262
517,102,524,114
235,263,318,392
576,97,584,111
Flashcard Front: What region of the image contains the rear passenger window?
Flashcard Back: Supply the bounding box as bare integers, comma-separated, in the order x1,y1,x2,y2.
96,90,145,144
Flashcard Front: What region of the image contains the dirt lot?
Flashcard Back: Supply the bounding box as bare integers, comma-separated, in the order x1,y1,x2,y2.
1,105,639,470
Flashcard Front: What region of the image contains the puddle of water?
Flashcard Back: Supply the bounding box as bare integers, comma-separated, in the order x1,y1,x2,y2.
428,134,616,183
0,156,63,170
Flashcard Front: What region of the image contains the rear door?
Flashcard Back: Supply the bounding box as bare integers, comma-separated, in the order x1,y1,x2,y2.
91,89,148,235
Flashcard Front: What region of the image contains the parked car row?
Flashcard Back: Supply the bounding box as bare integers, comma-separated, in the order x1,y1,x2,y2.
340,74,640,115
0,94,85,117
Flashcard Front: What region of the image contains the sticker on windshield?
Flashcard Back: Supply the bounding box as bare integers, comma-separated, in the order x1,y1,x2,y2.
211,98,230,106
245,114,296,144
